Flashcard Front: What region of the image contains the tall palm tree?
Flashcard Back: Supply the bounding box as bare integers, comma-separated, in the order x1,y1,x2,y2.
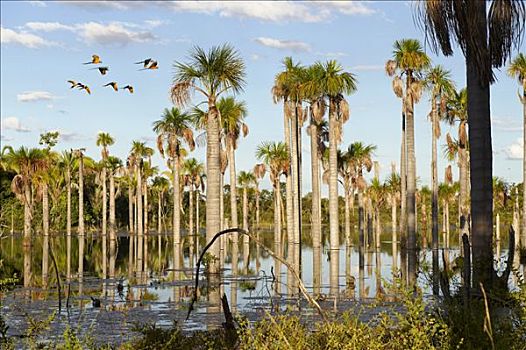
59,150,75,280
238,170,256,272
315,60,357,287
445,88,469,243
183,158,205,265
256,142,289,249
424,66,455,254
153,107,195,251
218,96,248,247
73,148,86,280
386,40,430,274
416,0,525,288
508,53,526,252
302,64,328,258
171,44,246,272
106,155,122,279
2,146,46,287
96,132,115,279
253,163,266,229
272,57,303,270
347,142,376,249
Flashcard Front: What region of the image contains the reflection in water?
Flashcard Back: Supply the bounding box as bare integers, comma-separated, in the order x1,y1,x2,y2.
4,228,524,335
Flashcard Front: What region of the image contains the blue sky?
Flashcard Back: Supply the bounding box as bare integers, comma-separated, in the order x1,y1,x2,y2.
1,1,525,193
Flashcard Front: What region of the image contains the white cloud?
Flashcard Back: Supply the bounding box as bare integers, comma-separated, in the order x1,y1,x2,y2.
76,21,157,46
144,19,168,28
17,91,55,102
317,1,377,16
1,26,57,48
1,117,31,132
60,1,377,23
25,22,75,32
254,37,311,52
505,138,523,160
28,1,47,7
352,64,384,71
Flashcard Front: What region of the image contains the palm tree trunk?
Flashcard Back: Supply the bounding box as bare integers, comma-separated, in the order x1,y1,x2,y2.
172,156,181,246
431,95,439,295
522,87,526,254
109,170,116,279
128,182,133,234
344,183,351,247
66,175,72,281
102,167,107,279
78,154,85,281
137,164,143,275
274,179,281,247
243,186,249,272
400,109,407,242
392,196,397,244
328,98,339,296
206,100,221,272
228,139,239,243
359,191,365,249
405,76,417,285
158,192,162,234
189,187,194,267
219,173,225,267
196,190,199,258
466,14,494,287
42,183,49,288
459,149,469,241
310,118,322,261
23,184,31,288
255,185,260,229
144,182,149,274
291,104,301,252
283,107,294,260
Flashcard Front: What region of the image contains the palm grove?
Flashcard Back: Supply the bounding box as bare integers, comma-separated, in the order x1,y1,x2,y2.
1,2,525,299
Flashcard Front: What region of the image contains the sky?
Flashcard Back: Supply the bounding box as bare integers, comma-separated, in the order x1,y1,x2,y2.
1,0,525,195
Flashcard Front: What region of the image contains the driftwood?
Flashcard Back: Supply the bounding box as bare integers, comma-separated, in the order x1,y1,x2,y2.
186,228,328,322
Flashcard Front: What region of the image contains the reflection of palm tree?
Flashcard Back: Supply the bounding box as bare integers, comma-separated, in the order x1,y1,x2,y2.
508,54,526,252
416,0,525,288
2,146,46,287
153,107,195,250
238,170,256,273
171,44,246,273
386,39,430,264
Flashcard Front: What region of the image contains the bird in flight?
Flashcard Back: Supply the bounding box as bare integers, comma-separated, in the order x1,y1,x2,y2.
91,66,109,75
83,54,102,65
76,83,91,95
122,85,134,94
103,82,118,91
140,60,158,70
67,80,81,88
135,58,153,68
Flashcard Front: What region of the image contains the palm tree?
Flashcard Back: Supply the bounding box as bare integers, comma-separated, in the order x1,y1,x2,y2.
508,53,526,252
386,40,430,274
218,96,248,247
445,88,469,243
183,158,205,265
347,142,376,249
96,132,115,279
2,146,46,287
171,44,246,272
386,165,401,244
302,64,328,257
253,163,266,229
424,66,455,254
73,148,86,280
416,0,525,288
256,142,289,249
272,57,303,270
153,107,195,250
337,149,355,248
59,150,75,280
238,170,256,272
106,155,122,279
315,60,356,270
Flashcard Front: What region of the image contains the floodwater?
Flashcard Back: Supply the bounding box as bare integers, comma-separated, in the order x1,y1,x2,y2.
0,228,523,346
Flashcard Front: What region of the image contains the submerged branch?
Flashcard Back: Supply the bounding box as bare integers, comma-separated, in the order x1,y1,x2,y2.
186,228,328,322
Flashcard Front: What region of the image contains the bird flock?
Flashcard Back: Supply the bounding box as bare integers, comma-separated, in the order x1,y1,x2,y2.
67,54,158,95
